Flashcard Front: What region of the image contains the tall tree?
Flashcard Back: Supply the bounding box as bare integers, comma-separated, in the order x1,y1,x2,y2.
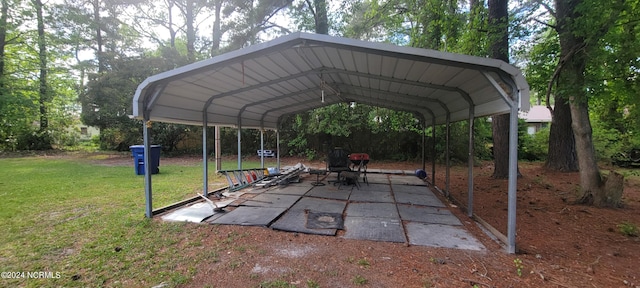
0,0,8,85
488,0,517,178
34,0,49,131
210,0,223,55
530,1,579,172
91,0,105,72
312,0,328,34
174,0,197,61
551,0,625,206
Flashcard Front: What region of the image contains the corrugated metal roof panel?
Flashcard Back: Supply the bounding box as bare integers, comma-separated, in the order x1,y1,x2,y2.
133,32,529,129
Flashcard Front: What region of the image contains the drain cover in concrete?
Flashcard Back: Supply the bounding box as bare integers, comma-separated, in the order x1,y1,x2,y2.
162,202,215,223
346,202,399,218
305,185,351,200
306,212,344,229
397,204,461,225
264,185,312,196
389,175,427,186
394,192,445,207
349,190,394,203
241,194,301,208
343,217,406,243
406,222,485,250
210,206,287,226
290,197,347,214
270,209,338,235
358,183,391,192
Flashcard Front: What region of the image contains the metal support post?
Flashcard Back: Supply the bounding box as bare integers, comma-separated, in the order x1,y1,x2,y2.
507,99,519,253
445,114,451,197
203,114,209,196
143,120,152,218
467,108,475,217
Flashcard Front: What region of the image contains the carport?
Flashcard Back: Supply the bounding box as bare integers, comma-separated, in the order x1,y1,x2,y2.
132,32,529,253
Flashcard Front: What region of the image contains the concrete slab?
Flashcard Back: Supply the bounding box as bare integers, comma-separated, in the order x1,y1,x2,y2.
290,197,347,214
406,222,485,251
305,185,351,200
241,194,301,208
394,192,446,207
358,183,391,192
365,173,389,184
397,204,461,225
389,175,427,186
210,206,287,226
161,202,215,223
264,185,312,196
343,217,406,243
270,209,338,236
349,190,394,203
346,202,399,218
167,172,483,251
391,184,430,194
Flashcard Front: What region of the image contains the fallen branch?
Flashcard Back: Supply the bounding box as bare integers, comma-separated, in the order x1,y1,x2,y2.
586,256,601,273
460,278,492,288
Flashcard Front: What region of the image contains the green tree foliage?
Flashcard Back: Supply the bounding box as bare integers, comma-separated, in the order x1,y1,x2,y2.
0,0,79,151
1,0,637,173
80,50,192,150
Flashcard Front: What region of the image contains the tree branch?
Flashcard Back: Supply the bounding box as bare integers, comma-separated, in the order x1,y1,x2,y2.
533,0,556,19
304,0,316,18
532,18,556,29
545,43,585,112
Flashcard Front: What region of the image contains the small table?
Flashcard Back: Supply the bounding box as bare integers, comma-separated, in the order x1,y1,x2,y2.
309,169,327,186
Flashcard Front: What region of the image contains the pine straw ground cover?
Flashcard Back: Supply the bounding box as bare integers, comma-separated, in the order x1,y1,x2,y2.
0,153,638,287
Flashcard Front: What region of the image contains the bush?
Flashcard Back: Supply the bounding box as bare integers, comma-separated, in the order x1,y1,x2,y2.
592,121,626,162
519,126,549,161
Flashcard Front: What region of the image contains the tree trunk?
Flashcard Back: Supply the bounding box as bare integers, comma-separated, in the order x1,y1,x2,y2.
314,0,328,35
93,0,105,73
168,0,176,48
186,0,196,62
211,0,222,56
34,0,48,130
0,0,7,83
488,0,518,179
545,99,578,171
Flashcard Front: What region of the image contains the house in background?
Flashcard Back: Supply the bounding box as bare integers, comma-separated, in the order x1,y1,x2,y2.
77,124,100,140
68,123,100,141
519,105,552,135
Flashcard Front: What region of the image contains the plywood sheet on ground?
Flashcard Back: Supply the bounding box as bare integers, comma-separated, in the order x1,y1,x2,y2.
210,206,287,226
343,217,406,243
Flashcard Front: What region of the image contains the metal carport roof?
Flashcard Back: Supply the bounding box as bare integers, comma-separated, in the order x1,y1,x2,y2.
133,32,529,128
132,32,529,254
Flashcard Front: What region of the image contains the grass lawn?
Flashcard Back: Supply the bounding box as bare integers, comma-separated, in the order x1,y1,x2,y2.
0,155,276,287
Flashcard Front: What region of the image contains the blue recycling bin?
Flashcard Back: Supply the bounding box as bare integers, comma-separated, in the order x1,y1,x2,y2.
129,145,161,175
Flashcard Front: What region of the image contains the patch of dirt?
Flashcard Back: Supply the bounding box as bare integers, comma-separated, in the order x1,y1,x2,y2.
57,153,640,287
